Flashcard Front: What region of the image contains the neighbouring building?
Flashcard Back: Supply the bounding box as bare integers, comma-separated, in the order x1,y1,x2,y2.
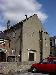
0,31,10,62
1,14,50,62
50,36,56,56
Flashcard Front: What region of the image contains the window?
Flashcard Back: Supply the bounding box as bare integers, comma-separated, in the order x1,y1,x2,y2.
28,50,36,61
7,56,15,62
12,50,15,55
0,51,6,62
9,42,10,48
53,60,56,64
13,32,16,38
50,51,52,54
41,59,48,64
50,42,52,46
29,53,34,61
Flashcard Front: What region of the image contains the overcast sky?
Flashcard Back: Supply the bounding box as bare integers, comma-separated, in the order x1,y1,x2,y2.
0,0,48,31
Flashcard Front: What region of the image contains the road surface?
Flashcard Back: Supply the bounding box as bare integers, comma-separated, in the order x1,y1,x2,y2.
15,72,49,75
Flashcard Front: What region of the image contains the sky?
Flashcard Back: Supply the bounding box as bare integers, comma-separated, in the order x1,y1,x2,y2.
37,0,56,36
0,0,56,36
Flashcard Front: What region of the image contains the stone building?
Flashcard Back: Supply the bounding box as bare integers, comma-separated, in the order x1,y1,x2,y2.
0,31,10,62
50,36,56,56
3,14,50,62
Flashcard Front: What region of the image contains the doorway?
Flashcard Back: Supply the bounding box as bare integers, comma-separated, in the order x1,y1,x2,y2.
0,51,6,62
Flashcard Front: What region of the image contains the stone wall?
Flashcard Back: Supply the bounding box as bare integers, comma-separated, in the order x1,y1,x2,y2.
0,62,34,74
22,14,42,62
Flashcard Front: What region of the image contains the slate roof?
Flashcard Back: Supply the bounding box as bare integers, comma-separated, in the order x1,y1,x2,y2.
0,31,9,40
4,14,37,33
0,31,5,39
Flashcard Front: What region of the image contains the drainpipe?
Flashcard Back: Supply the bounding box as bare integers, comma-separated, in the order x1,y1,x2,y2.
39,29,43,61
19,22,23,62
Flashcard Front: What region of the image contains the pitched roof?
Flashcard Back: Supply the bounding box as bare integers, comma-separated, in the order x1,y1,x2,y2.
0,31,9,40
0,31,5,39
4,21,23,33
4,14,37,33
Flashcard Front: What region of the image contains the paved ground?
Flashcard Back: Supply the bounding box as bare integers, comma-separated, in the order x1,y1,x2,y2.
15,72,49,75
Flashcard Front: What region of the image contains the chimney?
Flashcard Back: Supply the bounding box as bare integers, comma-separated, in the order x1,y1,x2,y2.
25,15,27,20
7,20,10,29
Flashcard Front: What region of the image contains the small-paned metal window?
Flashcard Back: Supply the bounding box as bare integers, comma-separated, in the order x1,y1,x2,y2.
29,53,34,61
